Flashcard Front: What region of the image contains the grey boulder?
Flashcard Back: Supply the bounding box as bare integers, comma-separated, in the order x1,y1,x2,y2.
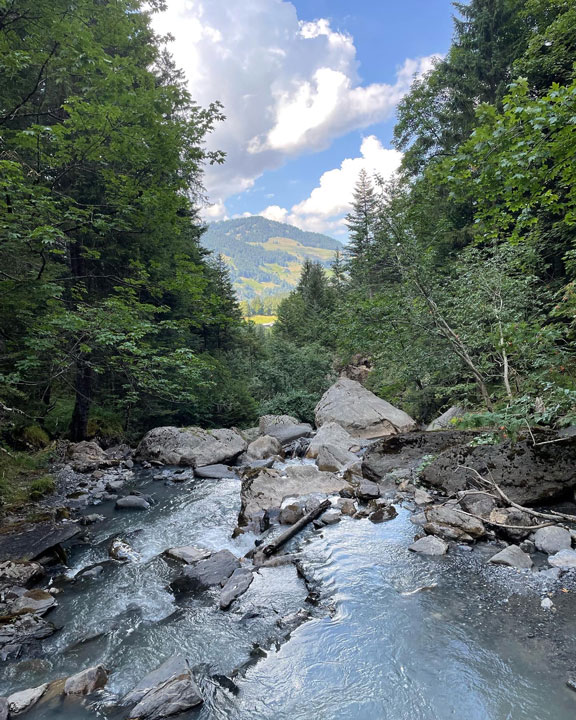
265,423,313,445
316,443,361,474
409,536,448,556
64,665,108,695
194,464,237,479
116,495,150,511
314,378,416,439
124,656,202,719
533,526,572,555
136,426,246,467
67,441,110,472
247,435,283,460
306,422,359,459
258,415,299,435
164,546,211,565
7,684,48,715
489,545,533,569
171,550,239,593
424,506,485,542
10,589,56,616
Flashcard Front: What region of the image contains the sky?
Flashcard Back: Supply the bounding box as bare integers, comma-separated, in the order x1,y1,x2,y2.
151,0,455,238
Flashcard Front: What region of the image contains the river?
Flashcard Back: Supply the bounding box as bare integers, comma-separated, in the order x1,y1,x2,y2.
1,463,575,719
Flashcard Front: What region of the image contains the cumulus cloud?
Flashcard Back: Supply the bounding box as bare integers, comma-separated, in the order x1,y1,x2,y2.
151,1,436,209
256,135,401,235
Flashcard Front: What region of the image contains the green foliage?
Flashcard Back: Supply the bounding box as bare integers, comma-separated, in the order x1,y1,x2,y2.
29,475,56,500
21,426,50,450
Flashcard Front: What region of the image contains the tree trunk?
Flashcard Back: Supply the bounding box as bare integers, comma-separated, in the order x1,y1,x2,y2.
70,358,92,441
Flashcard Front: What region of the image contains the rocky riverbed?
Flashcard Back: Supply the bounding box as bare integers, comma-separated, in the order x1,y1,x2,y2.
1,379,576,719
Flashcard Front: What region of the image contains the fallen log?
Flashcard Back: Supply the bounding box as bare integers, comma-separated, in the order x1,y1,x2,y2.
261,499,331,557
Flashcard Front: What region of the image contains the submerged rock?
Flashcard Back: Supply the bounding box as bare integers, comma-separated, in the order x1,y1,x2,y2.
489,545,533,569
321,509,342,525
194,464,237,479
109,538,141,563
315,378,416,439
533,526,572,555
116,495,150,511
220,568,254,609
369,505,397,523
64,665,108,695
171,550,240,593
124,656,202,719
136,426,246,467
408,536,448,556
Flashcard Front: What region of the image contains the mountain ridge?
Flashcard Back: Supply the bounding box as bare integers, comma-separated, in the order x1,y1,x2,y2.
202,216,343,300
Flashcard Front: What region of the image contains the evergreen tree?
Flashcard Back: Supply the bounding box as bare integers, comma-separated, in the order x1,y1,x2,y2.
345,169,379,281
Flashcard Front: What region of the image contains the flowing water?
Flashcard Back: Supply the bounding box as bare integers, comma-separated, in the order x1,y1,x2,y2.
2,464,576,719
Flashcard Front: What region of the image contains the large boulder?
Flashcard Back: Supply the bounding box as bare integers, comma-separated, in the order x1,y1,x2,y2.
314,378,416,439
362,430,477,482
136,427,246,467
0,561,43,591
258,415,299,435
306,422,359,459
67,441,110,472
123,656,202,719
8,685,48,715
420,435,576,505
247,435,282,460
238,465,350,526
534,526,572,555
426,406,465,431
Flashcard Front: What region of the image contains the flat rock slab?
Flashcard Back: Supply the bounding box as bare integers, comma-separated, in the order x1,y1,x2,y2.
8,684,48,715
306,422,360,459
489,545,533,569
171,550,240,593
164,547,211,565
0,523,80,562
265,423,313,445
116,496,150,510
220,568,254,609
194,464,237,479
10,589,56,616
238,465,350,526
548,549,576,568
409,536,448,556
123,656,190,706
0,561,43,591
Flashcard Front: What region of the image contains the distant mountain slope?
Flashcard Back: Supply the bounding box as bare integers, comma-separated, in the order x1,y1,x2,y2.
202,216,343,300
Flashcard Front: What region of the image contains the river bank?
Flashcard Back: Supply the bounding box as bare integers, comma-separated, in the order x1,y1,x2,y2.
1,379,576,719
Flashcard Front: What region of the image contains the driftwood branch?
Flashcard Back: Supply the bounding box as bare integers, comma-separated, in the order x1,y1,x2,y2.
261,499,331,557
454,508,557,531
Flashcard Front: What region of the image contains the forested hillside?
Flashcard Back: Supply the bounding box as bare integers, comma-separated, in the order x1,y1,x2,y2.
1,0,575,468
202,216,342,300
273,0,576,435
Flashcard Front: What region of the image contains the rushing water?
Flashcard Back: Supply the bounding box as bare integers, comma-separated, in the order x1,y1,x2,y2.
2,465,576,719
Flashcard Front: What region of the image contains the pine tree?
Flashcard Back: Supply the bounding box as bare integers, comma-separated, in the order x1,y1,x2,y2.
345,169,379,281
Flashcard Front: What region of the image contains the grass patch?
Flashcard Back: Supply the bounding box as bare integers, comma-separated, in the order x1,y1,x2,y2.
0,448,56,510
246,315,277,325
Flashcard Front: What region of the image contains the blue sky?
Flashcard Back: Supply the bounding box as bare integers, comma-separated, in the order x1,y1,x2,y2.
152,1,455,237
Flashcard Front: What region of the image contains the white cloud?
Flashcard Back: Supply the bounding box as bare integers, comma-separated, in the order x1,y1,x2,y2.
151,1,437,211
256,135,402,236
